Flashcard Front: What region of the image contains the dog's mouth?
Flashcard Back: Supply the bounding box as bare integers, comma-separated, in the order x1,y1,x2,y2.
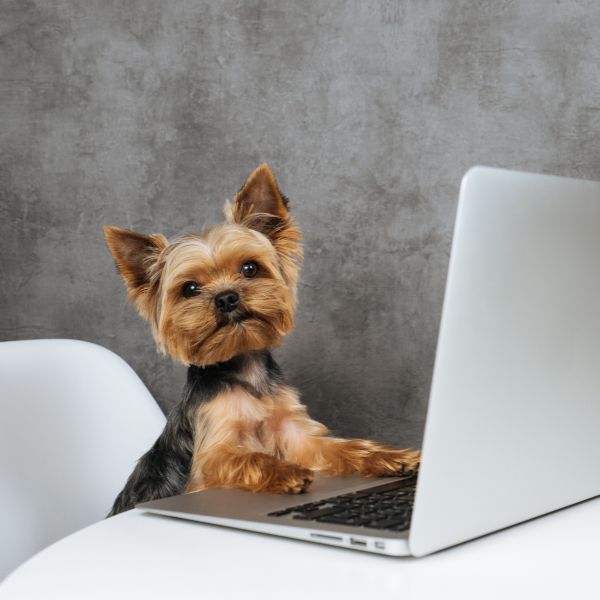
218,309,253,326
233,312,253,324
226,312,275,331
193,311,271,349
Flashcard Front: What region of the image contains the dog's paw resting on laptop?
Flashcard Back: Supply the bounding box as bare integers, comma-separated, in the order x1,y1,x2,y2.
104,164,420,514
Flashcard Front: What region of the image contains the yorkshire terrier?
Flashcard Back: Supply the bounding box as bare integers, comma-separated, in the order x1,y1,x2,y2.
104,164,420,516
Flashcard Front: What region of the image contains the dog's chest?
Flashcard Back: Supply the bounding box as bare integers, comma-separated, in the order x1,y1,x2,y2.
193,383,297,455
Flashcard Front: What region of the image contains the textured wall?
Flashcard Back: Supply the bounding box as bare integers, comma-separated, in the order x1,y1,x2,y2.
2,1,600,448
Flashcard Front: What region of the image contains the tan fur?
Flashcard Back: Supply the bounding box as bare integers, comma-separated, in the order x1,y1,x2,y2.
185,380,419,493
104,164,419,495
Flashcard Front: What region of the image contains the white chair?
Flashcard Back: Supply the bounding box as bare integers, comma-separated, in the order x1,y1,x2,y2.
0,339,166,581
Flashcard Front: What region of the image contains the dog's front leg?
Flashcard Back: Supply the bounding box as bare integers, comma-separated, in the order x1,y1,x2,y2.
186,447,313,494
184,384,314,494
275,406,420,477
272,385,420,477
299,437,420,477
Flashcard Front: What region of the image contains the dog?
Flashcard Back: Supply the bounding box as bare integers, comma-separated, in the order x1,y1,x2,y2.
104,164,420,516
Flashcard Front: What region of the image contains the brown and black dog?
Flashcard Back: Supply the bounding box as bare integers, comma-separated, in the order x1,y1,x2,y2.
105,164,419,515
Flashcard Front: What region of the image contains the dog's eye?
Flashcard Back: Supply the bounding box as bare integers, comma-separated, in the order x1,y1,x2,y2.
182,281,201,298
241,261,258,278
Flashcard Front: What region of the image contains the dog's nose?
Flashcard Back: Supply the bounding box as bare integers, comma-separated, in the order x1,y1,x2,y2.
214,290,240,314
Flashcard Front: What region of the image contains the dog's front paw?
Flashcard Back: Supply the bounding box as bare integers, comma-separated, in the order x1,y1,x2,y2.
263,463,314,494
361,448,421,477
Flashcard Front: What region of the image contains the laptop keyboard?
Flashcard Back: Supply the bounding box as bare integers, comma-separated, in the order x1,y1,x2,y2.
267,475,416,532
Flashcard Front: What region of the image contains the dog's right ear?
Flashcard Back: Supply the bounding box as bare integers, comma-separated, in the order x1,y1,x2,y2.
103,226,167,313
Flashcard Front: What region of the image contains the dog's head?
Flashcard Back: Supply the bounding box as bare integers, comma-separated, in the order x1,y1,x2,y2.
104,164,302,366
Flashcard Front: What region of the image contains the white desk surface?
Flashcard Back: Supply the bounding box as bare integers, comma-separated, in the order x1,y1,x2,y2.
2,496,600,600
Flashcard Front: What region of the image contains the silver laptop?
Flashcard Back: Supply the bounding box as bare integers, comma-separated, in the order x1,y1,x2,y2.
138,166,600,556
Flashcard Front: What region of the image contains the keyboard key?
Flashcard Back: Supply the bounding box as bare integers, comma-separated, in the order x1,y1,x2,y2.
317,516,362,525
294,506,342,520
267,508,292,516
365,516,410,529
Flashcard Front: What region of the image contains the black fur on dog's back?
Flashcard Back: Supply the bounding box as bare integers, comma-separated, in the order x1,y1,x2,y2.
107,366,219,516
108,351,282,516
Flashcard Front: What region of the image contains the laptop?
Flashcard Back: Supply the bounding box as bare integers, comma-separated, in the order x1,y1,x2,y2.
138,166,600,556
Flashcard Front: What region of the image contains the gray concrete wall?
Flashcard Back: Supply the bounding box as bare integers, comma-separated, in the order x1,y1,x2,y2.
2,0,600,448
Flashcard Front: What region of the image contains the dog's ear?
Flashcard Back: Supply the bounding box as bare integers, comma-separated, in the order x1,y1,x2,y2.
226,164,302,287
226,163,290,237
103,226,167,315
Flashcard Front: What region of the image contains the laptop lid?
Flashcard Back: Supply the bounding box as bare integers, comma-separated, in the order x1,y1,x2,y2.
409,166,600,556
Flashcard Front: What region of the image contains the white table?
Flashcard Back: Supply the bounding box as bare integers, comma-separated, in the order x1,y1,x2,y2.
2,497,600,600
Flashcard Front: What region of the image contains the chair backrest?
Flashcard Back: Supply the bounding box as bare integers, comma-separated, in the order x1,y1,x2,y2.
0,339,166,580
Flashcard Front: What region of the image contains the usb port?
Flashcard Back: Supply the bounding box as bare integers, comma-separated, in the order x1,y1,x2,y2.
350,538,367,547
374,541,386,550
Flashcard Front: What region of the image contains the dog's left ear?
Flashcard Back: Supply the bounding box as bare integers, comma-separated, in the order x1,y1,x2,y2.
226,163,290,237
